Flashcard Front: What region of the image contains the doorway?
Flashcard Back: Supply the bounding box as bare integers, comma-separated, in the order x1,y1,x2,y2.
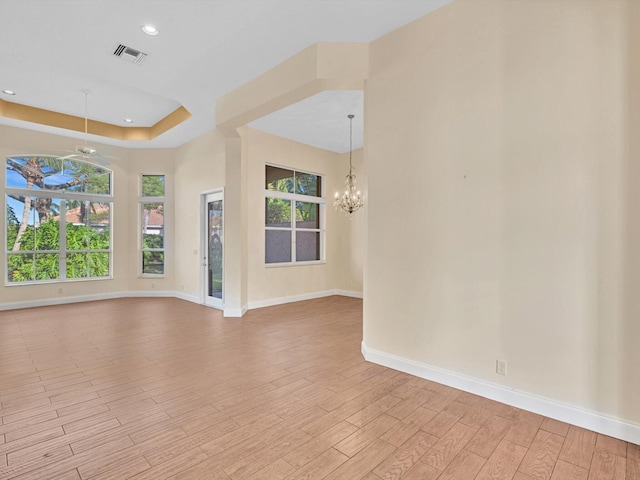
203,191,224,309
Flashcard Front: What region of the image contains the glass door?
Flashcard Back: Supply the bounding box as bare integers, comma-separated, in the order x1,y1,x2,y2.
204,191,223,309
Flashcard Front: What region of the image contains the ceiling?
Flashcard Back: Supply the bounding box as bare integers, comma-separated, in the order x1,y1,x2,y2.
0,0,452,153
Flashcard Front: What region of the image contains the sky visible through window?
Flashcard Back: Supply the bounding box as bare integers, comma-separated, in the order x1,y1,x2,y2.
6,156,113,282
6,156,112,221
6,168,32,221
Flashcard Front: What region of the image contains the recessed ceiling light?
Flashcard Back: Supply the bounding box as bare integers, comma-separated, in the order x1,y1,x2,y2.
124,118,134,123
142,25,158,36
2,89,16,95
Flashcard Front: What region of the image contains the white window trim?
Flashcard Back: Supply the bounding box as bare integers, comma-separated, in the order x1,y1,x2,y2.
4,189,113,286
264,165,325,266
139,174,166,277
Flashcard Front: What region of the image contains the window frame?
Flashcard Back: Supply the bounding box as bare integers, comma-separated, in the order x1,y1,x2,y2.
264,164,325,267
139,174,166,277
4,156,113,285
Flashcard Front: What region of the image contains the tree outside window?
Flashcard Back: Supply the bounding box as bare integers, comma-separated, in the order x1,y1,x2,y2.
140,175,165,275
265,165,324,265
5,155,112,283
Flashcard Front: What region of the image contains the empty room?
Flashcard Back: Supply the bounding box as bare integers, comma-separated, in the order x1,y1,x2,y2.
1,1,639,479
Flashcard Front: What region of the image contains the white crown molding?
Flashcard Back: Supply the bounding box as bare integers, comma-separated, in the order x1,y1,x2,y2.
361,342,640,445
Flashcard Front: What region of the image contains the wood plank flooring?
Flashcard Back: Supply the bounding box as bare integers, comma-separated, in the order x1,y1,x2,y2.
0,296,638,480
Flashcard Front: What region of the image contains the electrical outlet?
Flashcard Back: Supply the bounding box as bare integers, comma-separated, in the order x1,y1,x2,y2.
496,359,507,376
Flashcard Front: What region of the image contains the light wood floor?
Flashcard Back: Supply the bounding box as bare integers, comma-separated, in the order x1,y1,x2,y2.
0,296,638,480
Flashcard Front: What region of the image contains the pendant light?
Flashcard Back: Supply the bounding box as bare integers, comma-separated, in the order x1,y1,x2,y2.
334,114,364,216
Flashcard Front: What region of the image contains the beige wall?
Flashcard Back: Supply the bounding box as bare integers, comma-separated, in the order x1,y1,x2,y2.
0,125,217,305
334,148,365,294
365,0,637,423
622,0,640,423
174,130,226,299
0,125,134,302
224,134,247,314
3,0,638,435
245,127,363,305
126,148,176,293
1,123,363,309
6,0,637,437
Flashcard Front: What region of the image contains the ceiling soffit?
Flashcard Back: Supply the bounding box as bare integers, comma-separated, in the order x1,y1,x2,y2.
0,99,191,141
216,43,368,139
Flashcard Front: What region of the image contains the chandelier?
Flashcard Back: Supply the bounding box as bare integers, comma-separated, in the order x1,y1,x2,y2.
334,114,364,216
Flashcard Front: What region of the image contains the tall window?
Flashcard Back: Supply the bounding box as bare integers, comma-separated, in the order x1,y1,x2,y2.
140,175,165,275
265,165,324,265
5,155,112,284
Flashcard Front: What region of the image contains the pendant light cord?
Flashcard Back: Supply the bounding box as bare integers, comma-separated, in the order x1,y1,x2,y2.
81,89,90,146
348,114,354,175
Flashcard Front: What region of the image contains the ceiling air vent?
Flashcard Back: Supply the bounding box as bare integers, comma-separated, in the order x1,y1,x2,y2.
113,44,147,65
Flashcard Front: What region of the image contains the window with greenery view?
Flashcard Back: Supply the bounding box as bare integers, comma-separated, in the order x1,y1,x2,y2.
140,175,165,275
5,155,112,284
265,165,324,264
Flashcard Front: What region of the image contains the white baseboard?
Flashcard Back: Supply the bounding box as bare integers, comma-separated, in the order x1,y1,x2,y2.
173,291,201,304
0,288,362,317
224,305,248,317
0,292,124,311
127,290,175,299
361,342,640,445
247,289,363,310
0,290,174,311
334,289,364,299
